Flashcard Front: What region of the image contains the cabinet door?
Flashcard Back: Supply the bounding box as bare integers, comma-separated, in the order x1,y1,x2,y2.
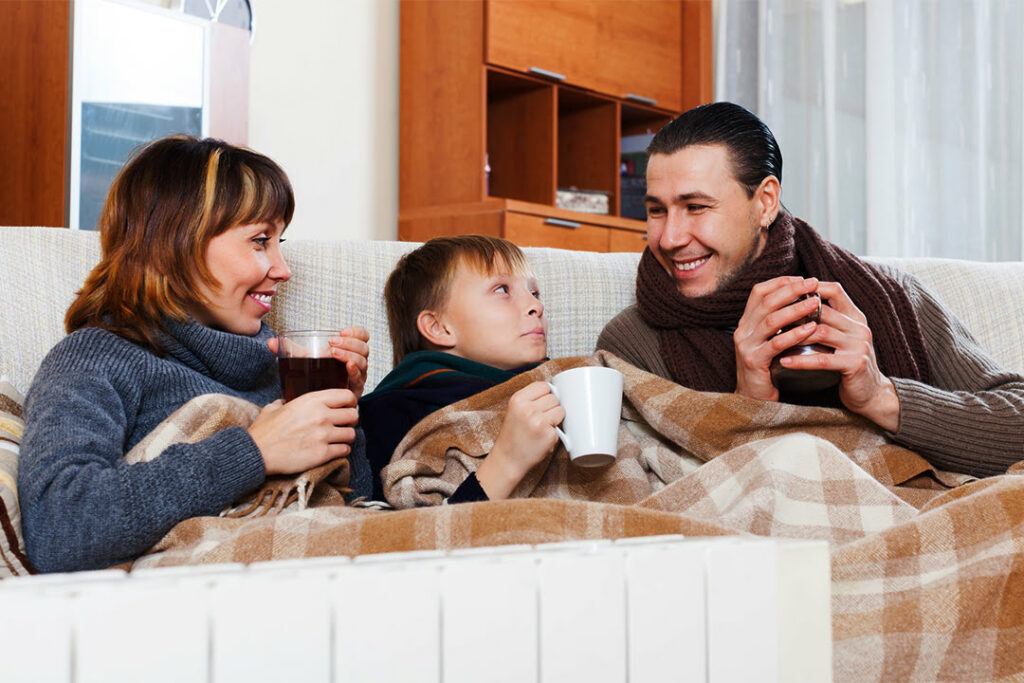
486,1,682,111
608,228,648,253
504,212,609,252
594,1,682,111
486,1,600,91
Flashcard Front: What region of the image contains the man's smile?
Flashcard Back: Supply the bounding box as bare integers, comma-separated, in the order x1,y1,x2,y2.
671,254,712,274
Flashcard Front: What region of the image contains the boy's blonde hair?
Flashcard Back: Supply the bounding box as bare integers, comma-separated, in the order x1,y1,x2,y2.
384,235,530,365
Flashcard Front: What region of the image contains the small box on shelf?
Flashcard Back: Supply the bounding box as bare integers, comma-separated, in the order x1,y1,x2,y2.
556,188,610,215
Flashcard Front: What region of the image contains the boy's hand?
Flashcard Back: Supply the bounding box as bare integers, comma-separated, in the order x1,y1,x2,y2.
475,381,565,500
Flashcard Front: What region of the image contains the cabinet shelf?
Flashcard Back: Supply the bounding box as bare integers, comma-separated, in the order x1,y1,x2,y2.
486,69,555,206
399,0,712,252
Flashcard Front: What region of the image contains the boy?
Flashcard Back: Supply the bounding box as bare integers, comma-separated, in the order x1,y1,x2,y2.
359,235,565,503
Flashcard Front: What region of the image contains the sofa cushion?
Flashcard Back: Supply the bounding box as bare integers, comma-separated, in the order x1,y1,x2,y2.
0,378,32,577
0,227,101,394
869,257,1024,374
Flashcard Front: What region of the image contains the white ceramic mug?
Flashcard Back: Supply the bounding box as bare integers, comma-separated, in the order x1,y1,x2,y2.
547,366,624,467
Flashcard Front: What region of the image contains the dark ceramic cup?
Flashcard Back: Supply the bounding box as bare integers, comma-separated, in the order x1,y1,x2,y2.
769,293,842,393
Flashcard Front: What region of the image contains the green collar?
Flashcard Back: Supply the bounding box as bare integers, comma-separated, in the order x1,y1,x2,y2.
372,351,528,394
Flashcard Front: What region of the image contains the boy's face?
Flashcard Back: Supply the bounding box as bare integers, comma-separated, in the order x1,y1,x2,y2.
430,258,547,370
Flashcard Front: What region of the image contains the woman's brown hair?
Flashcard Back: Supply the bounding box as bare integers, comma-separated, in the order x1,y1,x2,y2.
65,135,294,352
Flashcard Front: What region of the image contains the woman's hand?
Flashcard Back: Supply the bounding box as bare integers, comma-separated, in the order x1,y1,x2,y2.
267,326,370,398
475,381,565,500
247,388,359,475
330,326,370,398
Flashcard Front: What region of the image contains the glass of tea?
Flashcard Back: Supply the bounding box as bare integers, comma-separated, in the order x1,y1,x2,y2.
276,330,349,402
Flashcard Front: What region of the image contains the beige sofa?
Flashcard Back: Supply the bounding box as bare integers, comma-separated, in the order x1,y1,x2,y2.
2,226,1023,395
2,226,1024,681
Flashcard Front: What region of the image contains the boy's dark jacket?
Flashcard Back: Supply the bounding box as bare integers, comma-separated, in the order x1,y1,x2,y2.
359,350,540,501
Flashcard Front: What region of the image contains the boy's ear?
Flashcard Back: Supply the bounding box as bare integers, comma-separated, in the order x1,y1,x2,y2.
416,310,456,349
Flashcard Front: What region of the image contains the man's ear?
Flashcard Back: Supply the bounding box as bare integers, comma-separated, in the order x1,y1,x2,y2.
416,310,455,349
754,175,781,226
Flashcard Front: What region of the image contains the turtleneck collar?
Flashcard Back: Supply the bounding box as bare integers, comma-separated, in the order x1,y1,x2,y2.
160,318,277,390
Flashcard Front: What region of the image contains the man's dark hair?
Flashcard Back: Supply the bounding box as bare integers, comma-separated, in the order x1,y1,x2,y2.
647,101,782,197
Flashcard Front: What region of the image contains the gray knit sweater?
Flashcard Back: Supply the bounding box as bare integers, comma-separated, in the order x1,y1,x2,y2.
596,265,1024,478
20,319,280,572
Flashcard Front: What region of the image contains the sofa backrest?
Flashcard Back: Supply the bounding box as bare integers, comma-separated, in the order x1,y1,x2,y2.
0,226,1021,396
0,228,638,394
867,256,1024,378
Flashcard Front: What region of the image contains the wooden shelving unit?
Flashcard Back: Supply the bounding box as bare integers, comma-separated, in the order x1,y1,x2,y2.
0,0,71,227
399,0,713,253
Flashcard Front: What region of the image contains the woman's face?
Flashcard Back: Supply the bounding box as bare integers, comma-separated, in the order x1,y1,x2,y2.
189,220,291,335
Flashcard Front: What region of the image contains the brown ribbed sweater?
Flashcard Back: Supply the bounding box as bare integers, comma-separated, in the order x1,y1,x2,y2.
596,264,1024,478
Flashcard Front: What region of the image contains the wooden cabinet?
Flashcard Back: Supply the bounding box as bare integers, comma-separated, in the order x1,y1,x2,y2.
0,0,71,227
485,1,684,111
486,2,601,96
504,211,610,252
400,199,649,253
399,0,712,252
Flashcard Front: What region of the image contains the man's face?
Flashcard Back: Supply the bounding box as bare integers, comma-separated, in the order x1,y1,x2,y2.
644,143,769,298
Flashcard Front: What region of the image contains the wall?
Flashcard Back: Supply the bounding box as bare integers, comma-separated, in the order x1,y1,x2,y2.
248,0,398,241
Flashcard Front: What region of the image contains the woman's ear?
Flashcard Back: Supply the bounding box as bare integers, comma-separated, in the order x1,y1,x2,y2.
416,310,455,349
755,175,781,226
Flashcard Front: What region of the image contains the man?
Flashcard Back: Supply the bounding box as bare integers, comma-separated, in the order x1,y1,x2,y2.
597,102,1024,477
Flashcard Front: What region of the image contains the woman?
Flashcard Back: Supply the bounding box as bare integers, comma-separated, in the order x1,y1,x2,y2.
18,135,369,573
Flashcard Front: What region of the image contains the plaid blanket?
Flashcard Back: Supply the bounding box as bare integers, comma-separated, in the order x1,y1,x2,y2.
131,354,1024,681
125,393,351,516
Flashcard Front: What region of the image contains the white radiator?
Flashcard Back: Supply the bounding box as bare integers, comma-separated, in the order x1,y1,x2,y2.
0,535,832,682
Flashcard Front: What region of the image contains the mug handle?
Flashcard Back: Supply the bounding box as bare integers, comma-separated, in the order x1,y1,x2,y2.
546,382,571,452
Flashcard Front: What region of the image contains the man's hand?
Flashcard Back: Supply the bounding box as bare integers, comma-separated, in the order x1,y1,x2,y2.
267,326,371,399
779,281,900,431
734,276,900,431
734,276,823,401
475,381,566,500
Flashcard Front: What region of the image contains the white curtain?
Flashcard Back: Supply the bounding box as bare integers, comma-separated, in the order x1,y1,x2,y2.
715,0,1024,261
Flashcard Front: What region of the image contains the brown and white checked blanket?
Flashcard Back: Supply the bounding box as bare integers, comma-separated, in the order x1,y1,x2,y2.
131,354,1024,681
126,393,352,516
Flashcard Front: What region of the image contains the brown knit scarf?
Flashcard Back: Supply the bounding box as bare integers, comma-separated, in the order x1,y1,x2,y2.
635,211,932,393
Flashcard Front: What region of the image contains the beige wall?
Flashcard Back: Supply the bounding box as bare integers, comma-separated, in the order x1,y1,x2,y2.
248,0,399,241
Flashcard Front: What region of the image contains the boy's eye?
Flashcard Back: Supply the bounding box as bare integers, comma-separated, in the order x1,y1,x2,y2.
531,289,541,300
646,206,665,217
253,236,270,248
687,204,708,212
494,284,509,294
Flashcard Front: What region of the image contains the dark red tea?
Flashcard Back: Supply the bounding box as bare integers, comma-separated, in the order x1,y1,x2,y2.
278,356,348,402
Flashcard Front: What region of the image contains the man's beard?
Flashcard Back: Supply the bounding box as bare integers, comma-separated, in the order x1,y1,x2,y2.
706,226,766,296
